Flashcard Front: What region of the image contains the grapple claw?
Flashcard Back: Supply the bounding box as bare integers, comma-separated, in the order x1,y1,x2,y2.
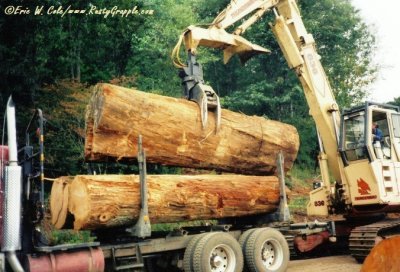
190,83,221,133
179,52,221,133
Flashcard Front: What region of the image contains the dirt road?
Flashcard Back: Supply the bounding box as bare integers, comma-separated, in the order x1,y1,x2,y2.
287,255,362,272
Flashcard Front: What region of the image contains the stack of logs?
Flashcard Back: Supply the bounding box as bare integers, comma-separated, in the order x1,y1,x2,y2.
50,84,300,230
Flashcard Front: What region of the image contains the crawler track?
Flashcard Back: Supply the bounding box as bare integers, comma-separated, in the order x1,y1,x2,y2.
349,219,400,262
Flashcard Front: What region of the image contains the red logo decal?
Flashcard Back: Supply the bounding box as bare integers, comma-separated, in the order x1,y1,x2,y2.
357,178,371,195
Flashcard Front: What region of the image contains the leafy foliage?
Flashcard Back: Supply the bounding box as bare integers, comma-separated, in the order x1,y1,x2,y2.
35,80,91,175
389,97,400,108
126,0,200,96
50,229,95,245
300,0,377,107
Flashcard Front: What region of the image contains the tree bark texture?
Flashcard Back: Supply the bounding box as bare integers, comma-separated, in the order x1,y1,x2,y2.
51,174,280,230
84,84,299,175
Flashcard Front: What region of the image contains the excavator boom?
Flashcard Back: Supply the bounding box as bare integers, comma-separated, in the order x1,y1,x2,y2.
173,0,400,220
173,0,341,215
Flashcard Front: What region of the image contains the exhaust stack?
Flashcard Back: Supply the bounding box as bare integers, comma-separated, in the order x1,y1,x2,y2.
2,97,23,272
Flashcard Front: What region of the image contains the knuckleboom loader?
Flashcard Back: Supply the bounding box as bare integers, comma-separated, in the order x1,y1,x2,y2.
172,0,400,262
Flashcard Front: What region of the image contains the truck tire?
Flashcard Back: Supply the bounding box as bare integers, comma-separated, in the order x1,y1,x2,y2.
239,229,258,250
192,232,244,272
244,228,289,272
239,229,257,272
183,233,210,272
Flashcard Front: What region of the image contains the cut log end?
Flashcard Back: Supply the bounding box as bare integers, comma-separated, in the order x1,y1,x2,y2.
68,178,91,230
50,176,74,229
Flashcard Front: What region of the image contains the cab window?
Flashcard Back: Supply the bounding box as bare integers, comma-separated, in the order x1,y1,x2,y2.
343,112,367,161
372,111,390,159
393,114,400,151
393,114,400,138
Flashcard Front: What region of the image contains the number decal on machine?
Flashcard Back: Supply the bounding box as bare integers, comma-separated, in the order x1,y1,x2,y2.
314,200,325,207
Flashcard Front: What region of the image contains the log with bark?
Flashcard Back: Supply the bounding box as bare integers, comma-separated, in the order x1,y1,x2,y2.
84,84,299,175
51,174,280,230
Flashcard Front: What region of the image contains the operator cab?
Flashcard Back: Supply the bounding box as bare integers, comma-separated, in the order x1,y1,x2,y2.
339,102,400,210
340,102,400,164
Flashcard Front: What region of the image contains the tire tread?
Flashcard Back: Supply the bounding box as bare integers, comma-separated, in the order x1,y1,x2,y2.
244,228,289,272
183,233,209,272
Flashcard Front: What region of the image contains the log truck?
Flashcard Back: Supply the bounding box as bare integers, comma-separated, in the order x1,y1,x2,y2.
172,0,400,264
2,95,312,272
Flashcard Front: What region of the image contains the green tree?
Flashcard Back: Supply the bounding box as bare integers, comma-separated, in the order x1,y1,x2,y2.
389,97,400,108
0,0,149,175
126,0,201,96
300,0,377,107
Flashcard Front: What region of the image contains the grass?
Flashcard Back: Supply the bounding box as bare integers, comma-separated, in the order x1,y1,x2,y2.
288,196,309,215
286,164,319,216
289,164,320,188
41,200,97,246
50,229,96,245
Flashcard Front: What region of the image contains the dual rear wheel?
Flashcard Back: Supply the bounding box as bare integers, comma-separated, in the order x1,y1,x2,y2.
183,232,243,272
240,228,289,272
183,228,289,272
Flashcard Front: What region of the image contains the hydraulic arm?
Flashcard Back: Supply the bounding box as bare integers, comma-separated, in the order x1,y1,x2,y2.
172,0,347,216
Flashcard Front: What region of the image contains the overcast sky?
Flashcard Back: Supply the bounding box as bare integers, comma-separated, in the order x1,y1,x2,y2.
351,0,400,103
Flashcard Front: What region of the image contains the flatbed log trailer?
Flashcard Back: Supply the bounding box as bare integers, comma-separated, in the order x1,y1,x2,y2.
0,97,334,272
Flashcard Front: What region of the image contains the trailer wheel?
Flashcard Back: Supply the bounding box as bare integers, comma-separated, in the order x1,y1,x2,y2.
183,233,210,272
239,229,257,272
244,228,289,272
239,229,257,251
192,232,243,272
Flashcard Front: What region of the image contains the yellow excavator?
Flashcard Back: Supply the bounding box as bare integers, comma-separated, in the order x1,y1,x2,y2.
172,0,400,261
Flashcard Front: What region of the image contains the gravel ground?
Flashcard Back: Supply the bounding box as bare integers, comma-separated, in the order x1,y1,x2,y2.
287,255,362,272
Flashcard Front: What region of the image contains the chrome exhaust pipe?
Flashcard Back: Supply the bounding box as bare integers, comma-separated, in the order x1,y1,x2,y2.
2,97,24,271
6,97,18,165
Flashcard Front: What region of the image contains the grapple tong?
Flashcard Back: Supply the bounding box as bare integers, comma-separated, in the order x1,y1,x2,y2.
179,52,221,133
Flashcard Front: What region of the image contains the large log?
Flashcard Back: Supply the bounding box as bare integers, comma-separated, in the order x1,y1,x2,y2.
85,84,299,175
52,174,280,230
361,236,400,272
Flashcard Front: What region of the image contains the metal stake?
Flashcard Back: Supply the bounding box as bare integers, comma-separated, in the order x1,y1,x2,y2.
277,151,291,222
128,135,151,238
